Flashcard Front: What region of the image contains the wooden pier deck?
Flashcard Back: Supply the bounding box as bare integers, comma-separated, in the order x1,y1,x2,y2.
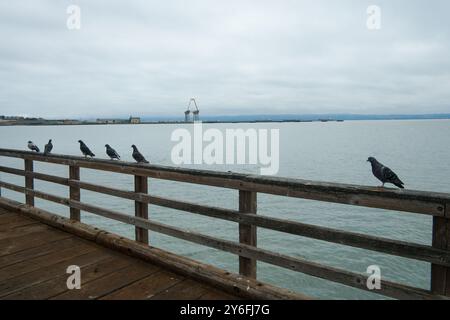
0,207,237,300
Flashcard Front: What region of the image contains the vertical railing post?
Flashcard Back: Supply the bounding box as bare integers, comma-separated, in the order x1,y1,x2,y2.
24,159,34,206
239,190,257,279
431,208,450,296
134,175,149,244
69,165,80,221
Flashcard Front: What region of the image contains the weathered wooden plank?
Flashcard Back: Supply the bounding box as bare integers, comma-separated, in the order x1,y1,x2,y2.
199,289,239,300
0,165,24,176
51,262,160,300
69,165,80,221
0,219,40,232
0,249,113,298
0,212,37,227
0,228,72,257
0,216,38,229
96,233,307,300
0,196,99,241
0,223,53,240
1,148,448,216
0,241,97,282
0,181,69,206
134,175,148,244
242,179,446,217
3,255,132,300
150,279,210,300
431,206,450,296
0,166,68,186
0,212,36,225
0,236,83,269
24,159,34,206
239,190,257,278
101,270,184,300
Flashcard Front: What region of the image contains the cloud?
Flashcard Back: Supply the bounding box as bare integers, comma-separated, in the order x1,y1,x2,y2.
0,0,449,118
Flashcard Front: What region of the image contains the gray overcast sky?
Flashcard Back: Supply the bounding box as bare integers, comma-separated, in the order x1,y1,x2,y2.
0,1,449,118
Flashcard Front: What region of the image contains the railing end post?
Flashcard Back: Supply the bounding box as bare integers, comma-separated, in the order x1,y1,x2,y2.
431,205,450,296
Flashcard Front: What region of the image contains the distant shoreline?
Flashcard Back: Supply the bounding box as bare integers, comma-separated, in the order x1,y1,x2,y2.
1,117,449,127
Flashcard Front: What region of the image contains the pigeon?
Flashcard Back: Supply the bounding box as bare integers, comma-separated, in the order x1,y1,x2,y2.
367,157,404,189
131,145,149,163
44,139,53,155
105,144,120,160
78,140,95,158
27,141,40,152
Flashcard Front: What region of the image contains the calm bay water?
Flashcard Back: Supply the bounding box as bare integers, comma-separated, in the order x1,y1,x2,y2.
1,119,450,299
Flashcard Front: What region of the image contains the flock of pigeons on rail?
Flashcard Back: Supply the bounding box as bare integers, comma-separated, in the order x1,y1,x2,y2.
27,139,149,164
25,139,404,189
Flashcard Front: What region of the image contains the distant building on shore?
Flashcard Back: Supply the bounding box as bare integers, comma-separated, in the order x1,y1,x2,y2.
96,118,123,124
62,119,81,125
95,117,141,124
129,116,141,124
0,115,25,120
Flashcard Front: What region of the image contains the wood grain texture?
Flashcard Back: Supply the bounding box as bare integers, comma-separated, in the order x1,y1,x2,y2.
0,199,292,299
0,207,241,300
431,207,450,296
101,270,184,300
150,279,210,300
24,159,34,206
239,190,257,278
69,165,80,221
134,175,148,244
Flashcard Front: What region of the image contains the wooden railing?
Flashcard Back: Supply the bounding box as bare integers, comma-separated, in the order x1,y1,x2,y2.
0,148,449,299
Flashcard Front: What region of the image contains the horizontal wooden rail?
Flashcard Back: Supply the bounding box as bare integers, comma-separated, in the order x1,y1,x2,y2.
0,180,447,300
1,167,450,267
0,181,70,205
1,149,449,217
0,165,69,185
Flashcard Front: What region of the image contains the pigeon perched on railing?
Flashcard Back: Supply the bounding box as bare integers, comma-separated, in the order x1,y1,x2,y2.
367,157,404,189
105,144,120,160
131,145,149,163
44,139,53,155
27,141,40,152
78,140,95,158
